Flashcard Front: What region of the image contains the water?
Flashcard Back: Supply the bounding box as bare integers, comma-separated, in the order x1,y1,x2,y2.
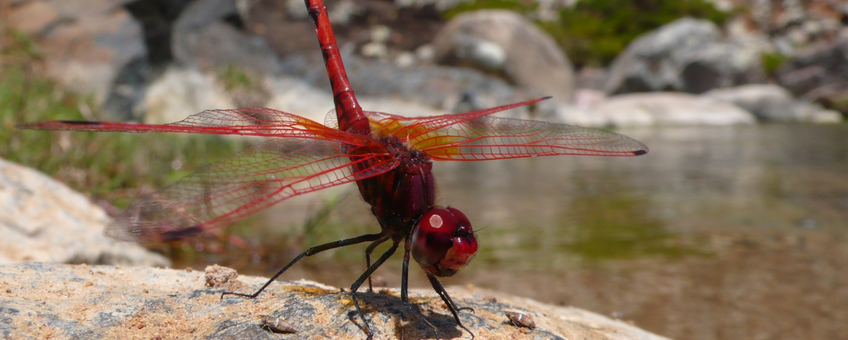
431,124,848,340
193,124,848,340
436,124,848,267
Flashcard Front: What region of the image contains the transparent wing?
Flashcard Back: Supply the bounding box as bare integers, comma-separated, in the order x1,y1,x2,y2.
348,97,647,160
19,107,356,141
106,138,396,242
324,98,548,137
412,115,648,160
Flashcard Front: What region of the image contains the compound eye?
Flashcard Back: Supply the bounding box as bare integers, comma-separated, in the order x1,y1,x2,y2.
411,208,478,277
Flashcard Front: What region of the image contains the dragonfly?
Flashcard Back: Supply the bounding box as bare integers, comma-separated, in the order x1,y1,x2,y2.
19,0,648,338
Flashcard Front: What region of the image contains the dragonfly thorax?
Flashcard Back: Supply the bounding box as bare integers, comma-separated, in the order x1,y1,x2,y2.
380,135,432,174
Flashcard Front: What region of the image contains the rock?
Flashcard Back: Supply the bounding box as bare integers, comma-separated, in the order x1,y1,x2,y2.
4,0,148,121
604,18,765,95
264,77,335,123
361,41,389,59
264,77,450,126
575,66,609,91
172,0,280,75
555,103,609,127
143,66,235,124
777,36,848,115
589,92,756,127
0,159,169,267
432,10,576,100
704,84,843,123
356,97,449,118
0,263,673,340
703,84,795,121
277,52,534,115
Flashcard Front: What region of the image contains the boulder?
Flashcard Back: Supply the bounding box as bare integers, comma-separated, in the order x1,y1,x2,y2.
0,262,674,340
432,10,576,100
277,52,535,116
264,77,449,125
4,0,148,121
172,0,280,75
588,92,756,127
704,84,843,123
0,159,169,267
777,36,848,115
143,66,235,124
604,18,765,95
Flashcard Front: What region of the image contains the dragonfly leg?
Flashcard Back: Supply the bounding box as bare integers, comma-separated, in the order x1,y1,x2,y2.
349,240,399,339
364,236,389,292
221,232,384,299
426,272,476,339
400,238,438,334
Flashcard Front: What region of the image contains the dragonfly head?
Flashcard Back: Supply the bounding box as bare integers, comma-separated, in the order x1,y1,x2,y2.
411,207,478,277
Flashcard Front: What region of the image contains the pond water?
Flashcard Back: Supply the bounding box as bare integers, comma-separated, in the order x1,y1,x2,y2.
180,124,848,340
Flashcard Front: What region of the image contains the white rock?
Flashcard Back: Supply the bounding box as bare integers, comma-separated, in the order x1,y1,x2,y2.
394,51,416,68
369,25,392,43
808,109,843,123
556,103,615,127
591,92,756,127
361,41,388,59
0,159,170,267
705,84,844,123
144,66,235,124
704,84,794,121
264,77,335,124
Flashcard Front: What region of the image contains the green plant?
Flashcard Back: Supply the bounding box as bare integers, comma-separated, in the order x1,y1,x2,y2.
441,0,538,20
761,51,788,76
1,28,245,207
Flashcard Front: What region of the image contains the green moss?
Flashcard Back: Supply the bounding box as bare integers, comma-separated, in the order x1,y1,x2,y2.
442,0,733,67
761,51,789,76
216,64,261,93
441,0,538,20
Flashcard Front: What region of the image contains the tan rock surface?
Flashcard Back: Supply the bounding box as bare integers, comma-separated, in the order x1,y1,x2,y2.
0,263,672,340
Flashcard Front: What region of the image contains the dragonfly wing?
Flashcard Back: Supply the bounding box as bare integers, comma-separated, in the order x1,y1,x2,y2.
106,138,396,242
18,107,345,139
358,97,550,140
411,115,648,160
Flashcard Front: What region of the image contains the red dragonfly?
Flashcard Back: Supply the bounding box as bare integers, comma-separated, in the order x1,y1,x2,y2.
19,0,647,338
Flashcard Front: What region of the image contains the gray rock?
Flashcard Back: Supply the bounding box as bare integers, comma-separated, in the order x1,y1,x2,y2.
0,159,169,267
703,84,796,121
704,84,842,123
172,0,280,75
4,0,148,121
0,263,673,340
777,36,848,114
604,18,765,95
277,52,535,115
432,10,576,100
589,92,756,127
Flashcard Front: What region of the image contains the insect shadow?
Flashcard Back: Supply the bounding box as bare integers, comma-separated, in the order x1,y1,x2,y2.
343,290,469,339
